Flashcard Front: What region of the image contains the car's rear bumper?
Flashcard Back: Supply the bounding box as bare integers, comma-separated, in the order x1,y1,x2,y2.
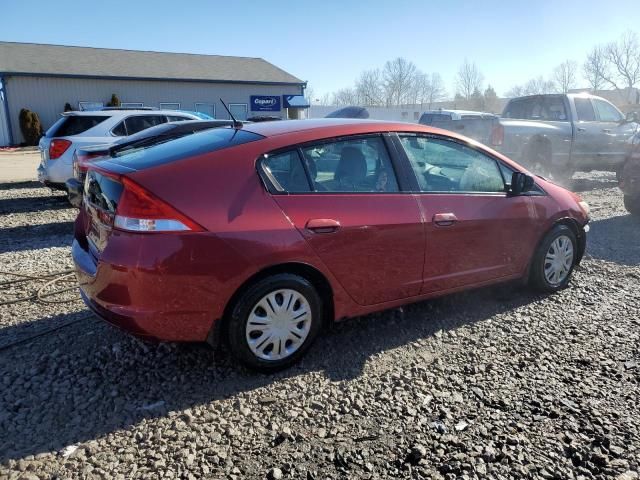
38,154,74,185
71,229,240,342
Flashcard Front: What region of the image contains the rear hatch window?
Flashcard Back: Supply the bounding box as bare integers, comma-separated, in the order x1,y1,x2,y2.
104,127,264,171
47,115,109,137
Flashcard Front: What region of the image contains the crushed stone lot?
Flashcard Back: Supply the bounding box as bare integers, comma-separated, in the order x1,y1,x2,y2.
0,172,639,480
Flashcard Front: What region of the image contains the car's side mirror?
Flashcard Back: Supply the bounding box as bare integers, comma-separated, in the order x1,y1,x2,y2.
510,172,535,195
625,111,639,124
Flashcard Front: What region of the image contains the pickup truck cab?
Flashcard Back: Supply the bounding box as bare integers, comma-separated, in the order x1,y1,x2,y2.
497,93,639,181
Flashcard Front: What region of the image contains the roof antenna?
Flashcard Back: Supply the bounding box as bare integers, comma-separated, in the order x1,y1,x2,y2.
220,98,243,129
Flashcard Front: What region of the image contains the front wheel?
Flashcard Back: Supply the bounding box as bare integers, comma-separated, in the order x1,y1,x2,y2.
529,225,578,292
624,195,640,216
227,274,323,371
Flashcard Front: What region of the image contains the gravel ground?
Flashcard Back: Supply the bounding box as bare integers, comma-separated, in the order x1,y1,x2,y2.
0,172,639,480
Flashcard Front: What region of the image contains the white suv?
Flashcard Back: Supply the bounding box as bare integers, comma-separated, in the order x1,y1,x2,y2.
37,109,201,189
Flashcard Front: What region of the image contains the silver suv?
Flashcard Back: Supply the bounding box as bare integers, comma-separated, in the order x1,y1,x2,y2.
37,109,200,189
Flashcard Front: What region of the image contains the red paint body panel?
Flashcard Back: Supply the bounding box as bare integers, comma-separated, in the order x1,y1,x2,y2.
72,119,589,343
418,193,539,292
273,194,424,305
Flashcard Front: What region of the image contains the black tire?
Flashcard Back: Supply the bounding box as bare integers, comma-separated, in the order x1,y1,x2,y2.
227,273,323,371
624,195,640,216
529,224,578,292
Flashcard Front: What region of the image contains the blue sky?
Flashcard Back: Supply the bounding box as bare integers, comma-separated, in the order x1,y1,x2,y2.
2,0,639,98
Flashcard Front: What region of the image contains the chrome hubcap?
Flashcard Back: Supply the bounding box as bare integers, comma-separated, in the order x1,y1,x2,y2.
544,235,574,285
245,289,312,361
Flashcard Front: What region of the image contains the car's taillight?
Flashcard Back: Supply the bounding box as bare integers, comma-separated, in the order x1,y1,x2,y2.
112,175,204,233
49,139,72,159
75,151,107,178
490,124,504,146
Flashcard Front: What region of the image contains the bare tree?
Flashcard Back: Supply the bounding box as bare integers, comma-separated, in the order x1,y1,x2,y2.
603,31,640,100
355,69,384,106
506,85,526,98
506,76,555,97
422,73,447,107
332,88,358,106
382,57,418,106
553,60,578,93
318,93,332,106
304,84,316,104
456,59,484,100
583,46,608,91
525,76,555,95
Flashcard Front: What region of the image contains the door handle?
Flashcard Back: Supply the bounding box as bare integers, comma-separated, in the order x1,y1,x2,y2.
602,129,612,133
577,127,587,132
433,213,458,226
306,218,340,233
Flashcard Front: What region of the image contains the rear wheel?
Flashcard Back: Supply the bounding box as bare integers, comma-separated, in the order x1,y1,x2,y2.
624,195,640,216
529,225,578,292
227,274,323,371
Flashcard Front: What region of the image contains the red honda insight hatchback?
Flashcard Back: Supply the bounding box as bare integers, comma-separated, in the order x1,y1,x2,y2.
73,119,590,370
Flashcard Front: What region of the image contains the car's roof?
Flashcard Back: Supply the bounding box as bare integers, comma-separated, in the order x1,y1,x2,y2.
242,118,432,137
63,110,198,117
422,109,497,116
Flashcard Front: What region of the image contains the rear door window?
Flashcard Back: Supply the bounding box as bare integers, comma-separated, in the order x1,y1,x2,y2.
124,115,167,135
575,98,596,121
49,115,109,137
301,136,399,192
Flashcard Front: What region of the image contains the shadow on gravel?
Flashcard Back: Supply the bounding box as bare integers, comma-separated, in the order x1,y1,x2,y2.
0,311,92,351
0,222,74,254
0,181,43,191
587,214,640,266
0,283,545,462
0,195,71,215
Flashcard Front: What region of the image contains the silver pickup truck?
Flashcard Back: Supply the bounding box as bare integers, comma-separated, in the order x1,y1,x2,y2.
420,94,640,181
495,93,639,180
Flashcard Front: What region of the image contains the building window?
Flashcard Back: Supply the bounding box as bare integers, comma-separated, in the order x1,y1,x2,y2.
160,103,180,110
78,101,104,111
229,103,248,121
120,102,144,108
195,103,215,119
413,112,420,120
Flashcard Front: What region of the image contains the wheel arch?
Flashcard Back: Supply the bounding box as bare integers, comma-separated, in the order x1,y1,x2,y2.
526,217,586,281
207,262,335,348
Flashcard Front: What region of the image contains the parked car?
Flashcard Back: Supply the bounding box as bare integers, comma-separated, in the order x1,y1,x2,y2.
177,110,214,120
37,109,201,189
418,110,500,145
66,119,237,207
617,117,640,214
431,94,639,181
73,119,590,370
325,106,370,119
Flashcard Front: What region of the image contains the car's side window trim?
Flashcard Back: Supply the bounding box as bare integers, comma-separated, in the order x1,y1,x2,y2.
257,133,409,195
391,132,529,195
257,149,312,194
